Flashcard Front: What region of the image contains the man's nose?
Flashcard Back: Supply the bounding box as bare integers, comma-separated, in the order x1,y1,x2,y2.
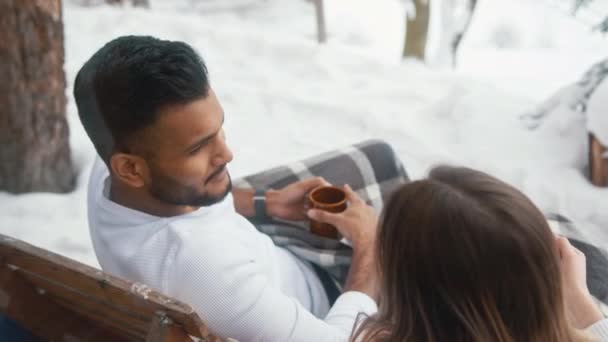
212,136,233,166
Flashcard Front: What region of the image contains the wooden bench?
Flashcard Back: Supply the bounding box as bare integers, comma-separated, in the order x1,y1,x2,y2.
590,133,608,187
0,234,221,341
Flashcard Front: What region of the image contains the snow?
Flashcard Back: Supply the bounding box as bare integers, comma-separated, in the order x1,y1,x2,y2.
1,0,607,268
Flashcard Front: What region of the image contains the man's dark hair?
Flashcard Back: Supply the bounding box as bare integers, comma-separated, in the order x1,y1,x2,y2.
74,35,210,164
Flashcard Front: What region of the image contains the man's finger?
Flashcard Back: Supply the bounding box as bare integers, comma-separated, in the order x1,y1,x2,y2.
301,177,330,190
318,177,331,187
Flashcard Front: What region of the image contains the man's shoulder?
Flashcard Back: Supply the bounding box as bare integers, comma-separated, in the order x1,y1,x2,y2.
166,214,263,270
164,215,239,255
165,210,229,236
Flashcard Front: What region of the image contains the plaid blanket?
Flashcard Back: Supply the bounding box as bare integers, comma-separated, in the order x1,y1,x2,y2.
234,140,608,313
234,140,409,284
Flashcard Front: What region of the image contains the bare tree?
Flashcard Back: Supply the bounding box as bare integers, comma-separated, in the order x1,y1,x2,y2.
403,0,478,65
312,0,327,44
571,0,607,33
105,0,149,7
451,0,477,67
403,0,430,59
71,0,149,7
0,0,75,193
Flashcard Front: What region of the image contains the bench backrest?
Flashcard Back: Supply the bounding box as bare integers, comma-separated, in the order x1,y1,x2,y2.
0,234,220,341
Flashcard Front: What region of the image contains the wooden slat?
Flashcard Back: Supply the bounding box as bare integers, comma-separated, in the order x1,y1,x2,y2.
0,266,75,339
0,235,212,339
58,318,135,342
590,133,608,187
53,296,144,341
146,314,194,342
21,270,150,338
0,266,130,341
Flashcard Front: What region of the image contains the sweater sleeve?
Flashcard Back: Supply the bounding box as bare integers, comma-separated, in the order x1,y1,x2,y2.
585,318,608,340
168,236,377,342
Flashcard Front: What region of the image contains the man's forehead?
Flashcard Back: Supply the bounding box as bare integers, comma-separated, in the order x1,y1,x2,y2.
152,91,223,144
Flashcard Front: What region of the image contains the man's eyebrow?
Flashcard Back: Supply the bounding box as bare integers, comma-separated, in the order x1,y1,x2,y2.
185,114,225,152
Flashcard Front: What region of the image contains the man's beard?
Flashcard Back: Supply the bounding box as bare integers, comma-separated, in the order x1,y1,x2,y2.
148,167,232,207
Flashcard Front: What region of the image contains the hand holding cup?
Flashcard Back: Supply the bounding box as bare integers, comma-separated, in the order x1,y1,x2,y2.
307,185,378,247
308,186,347,239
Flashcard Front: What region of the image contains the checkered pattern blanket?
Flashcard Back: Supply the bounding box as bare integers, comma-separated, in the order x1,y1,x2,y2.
234,140,608,312
234,140,408,283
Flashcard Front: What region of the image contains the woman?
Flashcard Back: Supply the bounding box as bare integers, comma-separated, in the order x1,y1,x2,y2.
310,166,607,341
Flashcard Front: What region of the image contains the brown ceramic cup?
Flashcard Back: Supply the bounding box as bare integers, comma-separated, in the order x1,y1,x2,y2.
308,186,347,239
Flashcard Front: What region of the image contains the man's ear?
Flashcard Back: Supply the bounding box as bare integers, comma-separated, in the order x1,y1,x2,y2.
109,153,148,188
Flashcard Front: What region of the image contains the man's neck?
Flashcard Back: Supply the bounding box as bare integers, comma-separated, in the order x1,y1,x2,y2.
109,177,197,217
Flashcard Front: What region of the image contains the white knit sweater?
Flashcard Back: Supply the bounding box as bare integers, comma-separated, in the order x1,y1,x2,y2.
586,319,608,341
87,158,377,341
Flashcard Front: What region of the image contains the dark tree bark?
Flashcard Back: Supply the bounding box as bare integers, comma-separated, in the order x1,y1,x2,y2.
403,0,430,60
105,0,149,7
590,133,608,187
0,0,75,193
313,0,327,44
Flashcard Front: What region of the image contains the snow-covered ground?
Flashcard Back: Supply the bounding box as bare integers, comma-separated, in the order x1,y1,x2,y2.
1,0,607,267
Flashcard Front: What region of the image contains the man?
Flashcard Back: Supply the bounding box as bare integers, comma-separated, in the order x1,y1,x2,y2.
75,35,379,341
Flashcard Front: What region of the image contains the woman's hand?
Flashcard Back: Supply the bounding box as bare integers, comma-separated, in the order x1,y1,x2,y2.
306,184,378,250
556,236,604,329
307,184,380,300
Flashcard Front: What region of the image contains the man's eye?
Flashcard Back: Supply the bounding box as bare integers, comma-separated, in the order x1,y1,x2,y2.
189,145,203,155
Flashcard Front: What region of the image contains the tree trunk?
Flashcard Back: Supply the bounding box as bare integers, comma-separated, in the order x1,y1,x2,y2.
403,0,430,60
589,133,608,187
313,0,327,44
0,0,75,193
105,0,149,7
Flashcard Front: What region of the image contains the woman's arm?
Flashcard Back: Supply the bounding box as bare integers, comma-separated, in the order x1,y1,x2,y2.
555,237,604,330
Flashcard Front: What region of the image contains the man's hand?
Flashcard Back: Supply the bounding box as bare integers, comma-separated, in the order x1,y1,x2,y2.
556,236,604,329
266,177,330,221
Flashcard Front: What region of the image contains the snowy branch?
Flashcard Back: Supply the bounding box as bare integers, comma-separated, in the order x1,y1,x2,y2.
571,0,607,33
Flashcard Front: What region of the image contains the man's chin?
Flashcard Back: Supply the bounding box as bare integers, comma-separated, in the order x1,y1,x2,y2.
150,176,232,208
205,187,231,206
197,178,232,207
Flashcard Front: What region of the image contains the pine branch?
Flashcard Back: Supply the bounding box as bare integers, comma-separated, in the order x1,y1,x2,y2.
595,16,608,33
572,0,593,14
570,0,607,34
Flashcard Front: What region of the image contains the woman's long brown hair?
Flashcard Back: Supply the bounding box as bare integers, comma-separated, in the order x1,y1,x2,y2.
353,166,586,342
